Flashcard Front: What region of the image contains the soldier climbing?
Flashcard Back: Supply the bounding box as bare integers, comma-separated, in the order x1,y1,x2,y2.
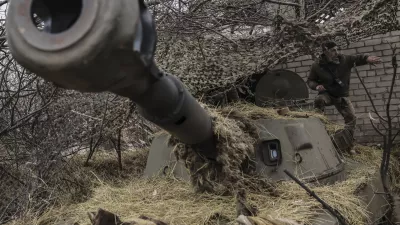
307,41,382,146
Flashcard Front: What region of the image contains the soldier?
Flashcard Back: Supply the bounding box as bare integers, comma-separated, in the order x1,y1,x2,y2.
307,41,381,141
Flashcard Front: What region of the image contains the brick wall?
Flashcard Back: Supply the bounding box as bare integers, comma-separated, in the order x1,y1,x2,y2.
274,29,400,144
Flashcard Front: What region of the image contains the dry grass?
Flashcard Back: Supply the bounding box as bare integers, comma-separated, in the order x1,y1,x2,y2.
16,178,236,225
73,148,150,185
3,149,150,225
153,102,343,137
7,104,400,225
220,102,344,134
11,144,399,225
169,104,277,195
352,145,400,192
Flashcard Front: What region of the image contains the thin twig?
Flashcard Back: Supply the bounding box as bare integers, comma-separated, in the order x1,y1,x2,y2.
0,93,55,136
284,169,350,225
184,17,239,47
380,44,398,221
70,110,102,121
0,165,26,186
370,119,385,137
305,0,335,20
262,0,301,7
391,129,400,143
353,64,388,123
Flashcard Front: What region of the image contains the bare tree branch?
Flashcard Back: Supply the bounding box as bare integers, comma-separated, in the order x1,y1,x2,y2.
370,119,385,137
305,0,335,20
262,0,301,7
353,64,388,123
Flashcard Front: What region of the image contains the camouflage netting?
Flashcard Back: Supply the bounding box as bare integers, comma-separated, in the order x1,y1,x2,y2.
166,102,343,195
151,0,400,99
150,0,400,193
168,104,278,196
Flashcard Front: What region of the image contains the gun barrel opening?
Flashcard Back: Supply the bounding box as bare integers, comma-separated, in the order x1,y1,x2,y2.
7,0,218,160
31,0,83,33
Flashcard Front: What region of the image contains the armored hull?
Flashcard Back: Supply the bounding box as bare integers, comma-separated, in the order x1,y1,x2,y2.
144,116,390,225
143,68,395,224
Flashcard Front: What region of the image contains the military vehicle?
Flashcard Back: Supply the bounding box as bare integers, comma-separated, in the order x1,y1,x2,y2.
5,0,399,224
144,70,394,225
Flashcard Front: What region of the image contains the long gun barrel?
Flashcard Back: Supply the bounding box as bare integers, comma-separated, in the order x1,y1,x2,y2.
6,0,217,159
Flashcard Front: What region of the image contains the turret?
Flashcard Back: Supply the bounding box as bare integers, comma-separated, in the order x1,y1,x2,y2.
5,0,217,159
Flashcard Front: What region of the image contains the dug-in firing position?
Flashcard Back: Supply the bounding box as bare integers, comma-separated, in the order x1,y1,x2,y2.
307,41,381,141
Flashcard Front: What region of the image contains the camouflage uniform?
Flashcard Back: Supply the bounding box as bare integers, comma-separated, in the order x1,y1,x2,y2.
314,92,356,138
307,53,369,138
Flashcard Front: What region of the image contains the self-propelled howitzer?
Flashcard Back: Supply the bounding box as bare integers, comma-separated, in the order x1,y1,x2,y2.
6,0,217,159
5,1,400,224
